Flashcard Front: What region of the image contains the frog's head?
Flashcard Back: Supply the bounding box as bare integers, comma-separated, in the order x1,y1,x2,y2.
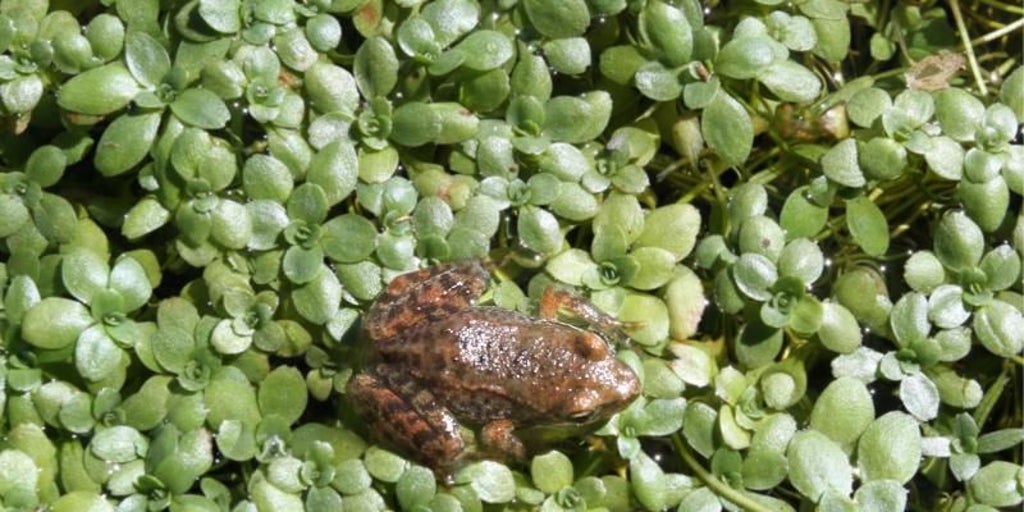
561,346,638,425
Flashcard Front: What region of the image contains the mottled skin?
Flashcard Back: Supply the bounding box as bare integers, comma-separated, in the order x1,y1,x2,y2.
347,260,640,478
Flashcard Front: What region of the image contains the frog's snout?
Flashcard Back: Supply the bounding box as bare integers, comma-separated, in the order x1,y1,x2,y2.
615,365,642,403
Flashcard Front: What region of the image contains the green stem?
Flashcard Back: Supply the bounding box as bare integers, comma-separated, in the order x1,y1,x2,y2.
671,434,774,512
975,0,1024,15
969,16,1024,46
948,0,989,96
973,363,1012,428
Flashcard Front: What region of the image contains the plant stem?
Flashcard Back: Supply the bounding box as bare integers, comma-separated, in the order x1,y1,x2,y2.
948,0,989,96
671,433,774,512
970,16,1024,46
973,363,1012,428
975,0,1024,15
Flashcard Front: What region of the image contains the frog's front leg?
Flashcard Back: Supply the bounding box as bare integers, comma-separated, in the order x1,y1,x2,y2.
364,260,492,341
479,419,527,462
347,366,466,479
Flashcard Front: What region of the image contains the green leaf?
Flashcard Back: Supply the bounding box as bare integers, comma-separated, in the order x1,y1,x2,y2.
304,61,360,116
959,177,1009,233
396,465,436,510
0,449,39,498
816,302,861,354
459,461,515,503
846,196,889,256
121,197,170,240
1000,66,1024,121
95,111,162,177
758,60,821,103
847,87,892,128
283,246,324,285
531,451,574,493
619,292,670,346
973,300,1024,357
109,255,152,312
51,491,115,512
716,36,782,80
923,136,964,180
786,430,853,501
542,37,591,75
25,145,67,188
733,253,777,301
900,372,939,421
354,36,399,98
210,318,253,354
779,186,828,239
663,268,706,340
75,324,123,381
321,214,377,263
857,412,922,483
2,75,44,114
821,138,865,187
855,480,908,512
287,183,329,224
124,31,169,87
968,461,1024,508
119,376,172,431
0,195,30,238
702,90,753,167
544,91,612,144
243,154,294,203
981,245,1022,292
523,0,590,39
307,140,359,206
210,199,253,250
629,452,670,511
859,137,906,181
738,215,786,262
274,27,318,71
517,206,563,256
198,0,241,33
391,102,442,147
57,62,141,115
91,425,147,463
204,368,261,429
34,193,79,244
258,366,308,425
170,88,231,129
454,30,514,71
934,211,984,271
292,267,342,325
935,88,984,142
627,247,676,290
641,0,693,66
62,250,110,305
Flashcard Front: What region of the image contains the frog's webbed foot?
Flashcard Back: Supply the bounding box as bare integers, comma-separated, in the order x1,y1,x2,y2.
346,367,465,477
539,288,630,344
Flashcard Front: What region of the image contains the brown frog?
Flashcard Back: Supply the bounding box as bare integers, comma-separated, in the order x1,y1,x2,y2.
346,259,640,478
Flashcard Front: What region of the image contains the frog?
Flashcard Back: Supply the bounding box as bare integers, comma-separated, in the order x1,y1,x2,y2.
346,259,641,479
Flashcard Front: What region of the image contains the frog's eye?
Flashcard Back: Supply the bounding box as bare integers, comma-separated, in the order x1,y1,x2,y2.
573,332,610,361
567,389,601,420
569,410,594,421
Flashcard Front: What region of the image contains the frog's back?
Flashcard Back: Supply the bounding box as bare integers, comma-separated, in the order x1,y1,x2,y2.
390,307,613,424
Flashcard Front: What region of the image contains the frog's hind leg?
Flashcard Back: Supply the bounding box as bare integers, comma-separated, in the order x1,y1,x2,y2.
364,260,492,341
539,288,628,343
346,366,465,479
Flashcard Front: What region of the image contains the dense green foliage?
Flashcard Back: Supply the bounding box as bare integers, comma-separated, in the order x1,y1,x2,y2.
0,0,1021,510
